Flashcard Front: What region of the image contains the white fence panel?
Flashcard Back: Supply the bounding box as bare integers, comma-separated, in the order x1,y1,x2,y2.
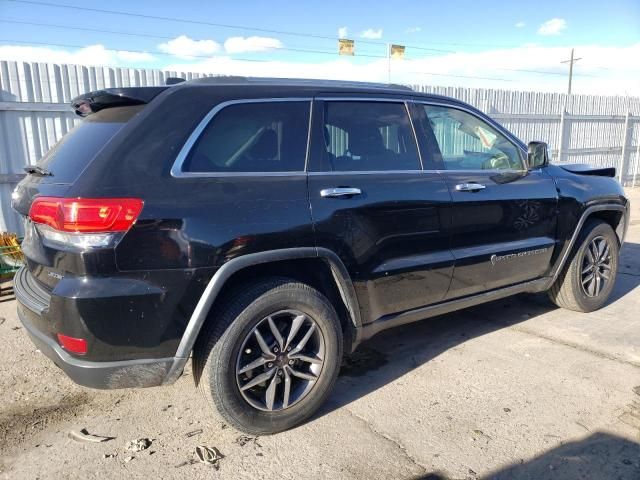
1,60,639,232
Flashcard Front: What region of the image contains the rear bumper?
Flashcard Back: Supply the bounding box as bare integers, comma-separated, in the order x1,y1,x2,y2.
17,304,175,389
14,265,178,389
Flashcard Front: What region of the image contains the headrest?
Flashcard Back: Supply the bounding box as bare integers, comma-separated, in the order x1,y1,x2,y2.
348,126,385,156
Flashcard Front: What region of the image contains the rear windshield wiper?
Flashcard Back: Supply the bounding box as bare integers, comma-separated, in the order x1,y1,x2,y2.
24,165,53,176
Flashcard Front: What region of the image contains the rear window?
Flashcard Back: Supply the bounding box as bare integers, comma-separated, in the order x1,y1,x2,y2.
183,101,310,173
36,106,143,184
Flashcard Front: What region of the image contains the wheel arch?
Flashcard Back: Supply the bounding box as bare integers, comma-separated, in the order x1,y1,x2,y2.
549,202,628,286
163,247,361,384
587,209,626,245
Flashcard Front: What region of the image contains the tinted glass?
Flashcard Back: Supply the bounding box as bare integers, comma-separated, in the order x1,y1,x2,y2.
423,105,525,171
37,105,142,184
321,101,420,172
184,101,310,173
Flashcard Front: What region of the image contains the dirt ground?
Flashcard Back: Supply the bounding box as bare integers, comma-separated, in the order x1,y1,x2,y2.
1,190,639,480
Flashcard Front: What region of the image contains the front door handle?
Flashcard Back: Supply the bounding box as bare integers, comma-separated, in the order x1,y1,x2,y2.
320,187,362,198
455,183,486,192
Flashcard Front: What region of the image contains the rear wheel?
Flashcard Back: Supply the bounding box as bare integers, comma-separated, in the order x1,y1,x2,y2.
193,277,343,434
548,219,619,312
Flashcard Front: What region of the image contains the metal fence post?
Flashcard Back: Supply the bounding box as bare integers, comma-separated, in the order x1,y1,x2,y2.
558,109,570,162
619,111,631,185
633,137,640,188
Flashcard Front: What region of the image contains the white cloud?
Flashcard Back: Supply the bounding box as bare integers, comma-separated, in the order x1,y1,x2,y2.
158,35,220,59
223,36,282,54
0,44,155,67
515,21,526,28
406,26,421,33
360,28,383,39
338,27,348,39
116,50,155,62
538,18,567,36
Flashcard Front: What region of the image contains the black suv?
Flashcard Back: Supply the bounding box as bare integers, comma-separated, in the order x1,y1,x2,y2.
12,78,629,434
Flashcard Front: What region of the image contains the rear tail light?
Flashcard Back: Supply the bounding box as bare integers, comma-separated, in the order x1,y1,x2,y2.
57,333,88,355
29,197,143,248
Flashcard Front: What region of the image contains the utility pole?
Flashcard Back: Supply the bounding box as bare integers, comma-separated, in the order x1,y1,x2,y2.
561,48,582,95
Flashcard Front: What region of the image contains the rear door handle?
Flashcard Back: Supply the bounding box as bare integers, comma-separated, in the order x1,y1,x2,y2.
320,187,362,198
455,183,486,192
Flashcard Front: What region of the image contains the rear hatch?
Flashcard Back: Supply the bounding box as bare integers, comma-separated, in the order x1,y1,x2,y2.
12,87,166,291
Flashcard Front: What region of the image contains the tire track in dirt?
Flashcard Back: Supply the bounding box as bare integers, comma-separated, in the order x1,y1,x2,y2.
0,392,91,455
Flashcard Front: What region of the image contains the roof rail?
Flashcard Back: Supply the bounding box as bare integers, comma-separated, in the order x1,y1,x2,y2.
188,76,413,91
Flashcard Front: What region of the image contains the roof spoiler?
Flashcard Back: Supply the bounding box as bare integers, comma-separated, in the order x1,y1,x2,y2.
71,87,168,117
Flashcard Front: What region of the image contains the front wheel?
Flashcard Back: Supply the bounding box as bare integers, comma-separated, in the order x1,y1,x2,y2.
193,278,343,434
548,219,619,312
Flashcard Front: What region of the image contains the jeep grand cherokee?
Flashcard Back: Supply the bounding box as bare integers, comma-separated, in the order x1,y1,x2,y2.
12,77,629,434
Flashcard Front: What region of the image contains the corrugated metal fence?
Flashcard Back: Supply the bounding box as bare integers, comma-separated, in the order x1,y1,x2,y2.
1,60,639,232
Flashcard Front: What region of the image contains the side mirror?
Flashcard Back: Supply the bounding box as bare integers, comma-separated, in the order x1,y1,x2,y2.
527,141,549,169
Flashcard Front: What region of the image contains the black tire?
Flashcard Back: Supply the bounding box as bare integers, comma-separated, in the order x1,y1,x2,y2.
548,219,619,312
193,277,343,434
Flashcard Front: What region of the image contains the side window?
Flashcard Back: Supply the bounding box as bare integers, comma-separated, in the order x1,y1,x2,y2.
321,101,421,172
423,105,525,171
183,101,310,173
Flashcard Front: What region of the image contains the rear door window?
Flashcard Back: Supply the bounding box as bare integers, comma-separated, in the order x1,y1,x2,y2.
36,105,143,184
183,101,311,173
320,101,421,172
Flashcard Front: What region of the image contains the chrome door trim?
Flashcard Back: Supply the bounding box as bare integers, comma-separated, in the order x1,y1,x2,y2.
170,97,313,178
308,170,427,176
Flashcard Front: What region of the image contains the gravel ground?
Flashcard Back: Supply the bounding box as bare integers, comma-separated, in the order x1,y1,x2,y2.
1,189,639,480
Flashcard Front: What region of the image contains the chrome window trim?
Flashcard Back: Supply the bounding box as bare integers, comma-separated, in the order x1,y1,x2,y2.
308,170,427,176
317,96,424,172
412,99,529,171
316,96,410,102
170,97,312,178
439,168,528,174
307,169,526,176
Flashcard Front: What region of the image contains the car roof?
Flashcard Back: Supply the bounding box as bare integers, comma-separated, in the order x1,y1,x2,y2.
183,76,459,103
69,77,476,118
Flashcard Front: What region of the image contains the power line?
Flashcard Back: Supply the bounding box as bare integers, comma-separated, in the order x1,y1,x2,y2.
0,0,507,53
0,18,604,79
0,19,390,59
0,17,174,40
1,0,386,45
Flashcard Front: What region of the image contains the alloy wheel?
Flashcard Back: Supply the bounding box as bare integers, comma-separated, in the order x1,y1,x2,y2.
581,236,612,297
235,310,325,411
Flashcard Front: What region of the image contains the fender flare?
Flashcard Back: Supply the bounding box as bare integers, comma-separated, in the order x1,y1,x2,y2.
163,247,361,384
548,202,628,286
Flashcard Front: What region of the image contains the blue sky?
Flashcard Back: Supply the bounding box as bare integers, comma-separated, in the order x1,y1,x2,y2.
0,0,639,94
